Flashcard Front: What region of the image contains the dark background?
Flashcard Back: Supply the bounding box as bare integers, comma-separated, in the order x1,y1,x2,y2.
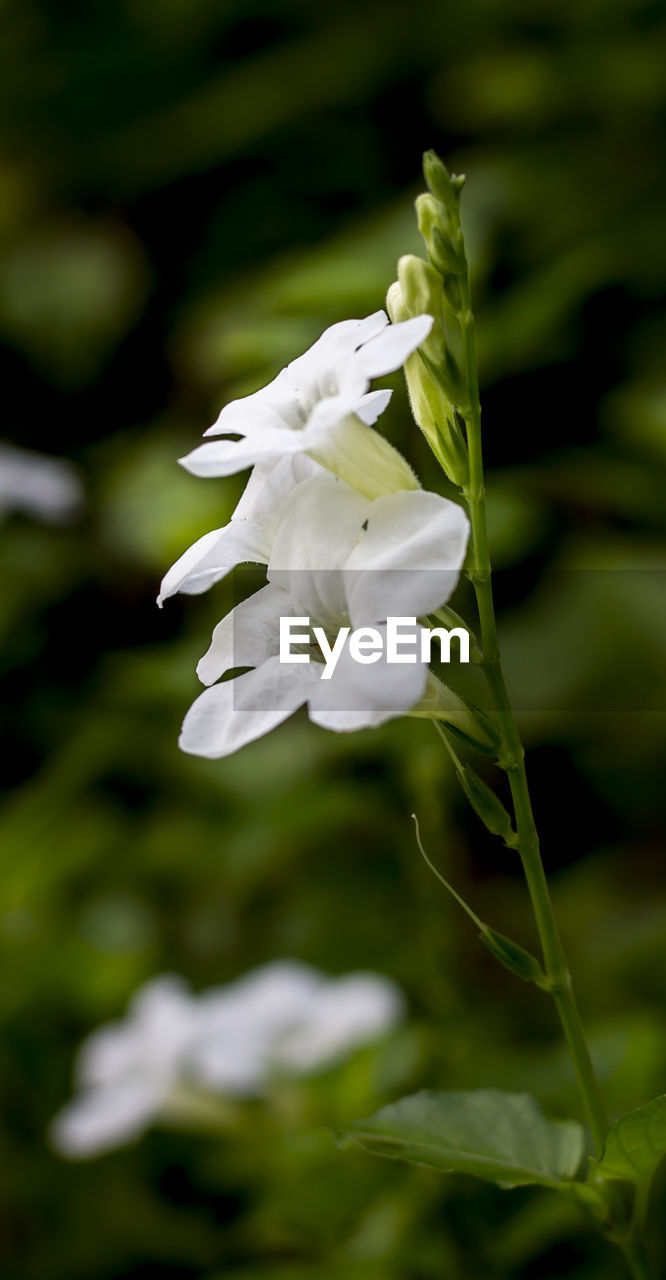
1,1,665,1276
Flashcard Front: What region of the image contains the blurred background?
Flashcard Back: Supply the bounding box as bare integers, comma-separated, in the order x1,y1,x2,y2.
1,0,666,1276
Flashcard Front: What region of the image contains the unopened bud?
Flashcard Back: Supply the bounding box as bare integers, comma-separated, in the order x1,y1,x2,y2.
386,280,408,324
479,928,547,986
423,150,466,206
397,254,442,322
416,192,443,242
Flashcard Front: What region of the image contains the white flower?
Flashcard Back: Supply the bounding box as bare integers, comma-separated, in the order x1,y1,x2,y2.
157,454,320,606
191,961,404,1086
189,960,325,1092
50,976,199,1158
269,973,404,1073
51,963,405,1158
179,311,433,500
0,442,83,524
179,472,470,758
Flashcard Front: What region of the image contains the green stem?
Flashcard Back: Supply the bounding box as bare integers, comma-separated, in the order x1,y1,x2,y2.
617,1237,653,1280
455,263,608,1157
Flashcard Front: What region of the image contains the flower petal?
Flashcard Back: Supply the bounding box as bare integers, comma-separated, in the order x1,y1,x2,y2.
268,473,369,574
231,454,320,522
204,367,300,438
159,456,322,606
157,523,268,606
191,961,324,1092
355,388,393,425
272,973,404,1071
179,657,318,758
355,313,434,378
76,1024,138,1089
179,429,302,478
286,312,387,386
344,490,470,627
196,582,289,685
188,1033,270,1095
50,1078,159,1159
307,634,427,732
267,474,370,623
128,975,196,1041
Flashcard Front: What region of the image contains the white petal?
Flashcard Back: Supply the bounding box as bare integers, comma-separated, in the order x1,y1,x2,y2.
214,960,322,1030
158,456,323,606
286,312,388,387
188,1033,270,1095
190,961,324,1092
302,364,372,441
268,473,369,574
179,429,301,478
50,1079,159,1159
0,442,84,524
77,976,195,1088
355,314,434,378
204,368,301,438
179,657,317,758
231,453,320,522
129,975,195,1041
157,523,268,606
272,973,404,1072
355,388,393,425
307,636,427,732
267,474,370,623
343,490,470,627
76,1024,138,1089
196,582,288,685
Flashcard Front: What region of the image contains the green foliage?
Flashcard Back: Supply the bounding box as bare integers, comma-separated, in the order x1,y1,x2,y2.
594,1096,666,1186
341,1089,585,1187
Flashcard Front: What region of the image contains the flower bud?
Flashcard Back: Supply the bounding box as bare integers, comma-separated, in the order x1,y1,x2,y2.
397,254,442,324
415,192,443,243
479,928,548,986
389,260,468,487
458,766,516,844
386,280,409,325
423,150,466,206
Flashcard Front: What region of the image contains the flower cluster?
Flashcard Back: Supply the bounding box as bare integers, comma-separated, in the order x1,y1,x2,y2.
51,962,404,1159
161,309,473,757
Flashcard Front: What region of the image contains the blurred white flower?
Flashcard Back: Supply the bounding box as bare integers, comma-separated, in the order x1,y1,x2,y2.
50,975,199,1159
269,972,404,1073
179,311,433,500
51,962,405,1159
0,442,83,523
192,961,403,1087
179,472,469,757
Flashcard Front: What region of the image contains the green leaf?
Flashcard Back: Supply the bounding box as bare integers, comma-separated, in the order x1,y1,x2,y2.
340,1090,585,1189
593,1095,666,1186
